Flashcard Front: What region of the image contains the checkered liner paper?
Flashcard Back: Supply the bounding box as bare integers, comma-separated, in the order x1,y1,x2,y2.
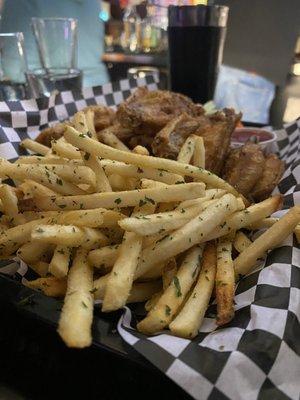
0,76,299,400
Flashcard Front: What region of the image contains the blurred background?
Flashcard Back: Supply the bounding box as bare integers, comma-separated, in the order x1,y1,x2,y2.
0,0,299,126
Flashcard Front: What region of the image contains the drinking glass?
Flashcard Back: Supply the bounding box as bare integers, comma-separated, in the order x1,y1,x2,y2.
168,5,229,104
0,33,28,100
27,18,82,97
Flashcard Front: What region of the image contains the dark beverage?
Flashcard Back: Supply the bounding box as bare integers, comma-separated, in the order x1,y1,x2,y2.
168,26,226,103
168,5,228,104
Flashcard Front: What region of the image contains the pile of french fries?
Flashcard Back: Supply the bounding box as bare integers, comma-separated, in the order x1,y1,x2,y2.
0,109,299,347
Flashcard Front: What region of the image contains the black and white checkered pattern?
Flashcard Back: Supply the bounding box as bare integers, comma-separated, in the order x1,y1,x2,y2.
0,78,299,400
118,119,300,400
0,75,158,161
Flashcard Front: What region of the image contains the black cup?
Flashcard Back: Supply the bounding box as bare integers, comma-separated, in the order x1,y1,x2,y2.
168,5,228,104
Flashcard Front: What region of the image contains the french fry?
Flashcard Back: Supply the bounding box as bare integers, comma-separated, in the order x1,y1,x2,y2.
233,231,252,253
99,127,130,152
93,274,161,303
169,242,216,338
29,182,205,211
132,145,149,156
206,195,283,241
162,258,177,290
119,198,217,236
22,208,124,228
108,174,127,191
25,276,67,297
49,245,72,278
216,238,235,326
137,245,204,334
17,241,52,265
20,138,49,156
234,206,300,278
0,159,85,195
17,155,81,166
102,200,156,312
145,259,177,311
127,281,162,303
30,261,49,277
58,248,94,348
82,153,112,192
51,138,81,160
0,218,55,256
28,183,204,211
246,217,300,244
100,159,184,185
177,135,196,164
18,164,96,187
192,136,205,169
0,184,20,218
64,126,241,196
88,245,120,269
31,224,108,248
136,194,239,278
85,109,98,141
20,180,59,198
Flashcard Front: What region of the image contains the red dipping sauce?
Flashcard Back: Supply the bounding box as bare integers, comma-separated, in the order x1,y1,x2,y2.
231,128,276,149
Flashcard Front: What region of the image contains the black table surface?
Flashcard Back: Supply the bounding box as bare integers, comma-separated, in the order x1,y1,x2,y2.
0,275,191,400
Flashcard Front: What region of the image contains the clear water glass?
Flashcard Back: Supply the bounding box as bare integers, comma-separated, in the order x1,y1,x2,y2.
0,32,28,100
29,18,82,96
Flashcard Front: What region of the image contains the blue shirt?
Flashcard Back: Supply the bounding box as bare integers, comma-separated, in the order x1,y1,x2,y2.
0,0,109,87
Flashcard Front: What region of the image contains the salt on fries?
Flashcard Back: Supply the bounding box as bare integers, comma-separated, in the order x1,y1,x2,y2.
0,108,296,349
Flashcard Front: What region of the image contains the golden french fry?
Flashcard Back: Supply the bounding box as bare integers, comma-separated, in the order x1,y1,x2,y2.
21,138,49,156
64,126,241,195
85,109,98,141
88,245,120,269
177,135,196,164
0,218,54,256
17,241,52,265
100,127,130,152
31,224,108,248
192,136,205,169
49,245,72,278
136,194,239,278
52,138,81,160
93,274,161,303
162,258,177,290
25,276,67,297
20,180,59,198
206,195,283,241
0,184,19,217
17,155,81,166
29,182,205,211
169,242,216,338
233,231,252,253
119,198,217,236
83,153,112,192
234,206,300,278
102,200,156,312
100,159,184,185
0,158,85,195
30,261,49,277
137,245,204,334
58,248,94,348
216,239,235,326
132,145,149,156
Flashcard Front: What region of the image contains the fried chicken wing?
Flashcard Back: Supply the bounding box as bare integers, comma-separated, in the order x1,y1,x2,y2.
151,114,201,159
251,154,285,201
152,108,241,174
117,87,204,134
196,109,242,174
222,142,265,197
